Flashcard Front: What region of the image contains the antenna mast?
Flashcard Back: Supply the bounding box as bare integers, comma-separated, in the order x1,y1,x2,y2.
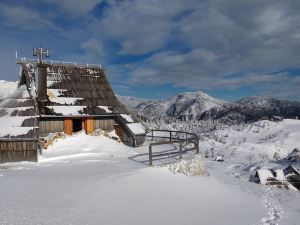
33,47,49,64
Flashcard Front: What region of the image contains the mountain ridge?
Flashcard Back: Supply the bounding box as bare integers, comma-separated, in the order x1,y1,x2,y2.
1,80,299,123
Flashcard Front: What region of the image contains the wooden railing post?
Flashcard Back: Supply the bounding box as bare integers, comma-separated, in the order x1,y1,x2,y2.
169,131,172,142
151,130,153,141
179,141,182,159
149,145,153,166
196,139,199,154
186,133,188,146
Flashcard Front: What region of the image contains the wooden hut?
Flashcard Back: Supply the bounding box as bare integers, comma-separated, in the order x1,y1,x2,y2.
0,56,147,163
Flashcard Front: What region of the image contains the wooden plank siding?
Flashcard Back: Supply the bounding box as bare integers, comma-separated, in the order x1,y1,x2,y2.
0,140,38,163
94,119,115,131
39,119,64,135
135,135,146,146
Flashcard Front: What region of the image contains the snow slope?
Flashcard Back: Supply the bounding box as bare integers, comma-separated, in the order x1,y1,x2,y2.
0,132,267,225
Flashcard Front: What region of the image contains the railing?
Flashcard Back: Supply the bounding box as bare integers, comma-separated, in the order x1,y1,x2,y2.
16,58,102,68
146,130,199,166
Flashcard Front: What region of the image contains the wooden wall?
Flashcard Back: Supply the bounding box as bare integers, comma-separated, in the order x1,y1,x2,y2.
135,135,146,147
40,117,117,135
94,119,115,131
39,119,64,136
0,140,38,163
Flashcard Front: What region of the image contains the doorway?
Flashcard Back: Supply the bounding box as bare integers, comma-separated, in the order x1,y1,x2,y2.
72,119,82,132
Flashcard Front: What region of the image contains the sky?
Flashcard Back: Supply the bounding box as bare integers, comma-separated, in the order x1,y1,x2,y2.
0,0,299,101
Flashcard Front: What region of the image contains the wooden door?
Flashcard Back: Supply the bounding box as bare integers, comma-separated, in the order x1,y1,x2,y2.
64,118,73,135
86,118,94,134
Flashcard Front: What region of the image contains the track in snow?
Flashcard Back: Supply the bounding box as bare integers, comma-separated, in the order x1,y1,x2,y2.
261,186,282,225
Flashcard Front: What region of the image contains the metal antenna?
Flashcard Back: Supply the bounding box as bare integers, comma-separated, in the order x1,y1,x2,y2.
33,47,49,64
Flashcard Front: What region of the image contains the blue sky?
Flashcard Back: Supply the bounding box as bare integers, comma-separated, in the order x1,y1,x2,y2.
0,0,299,101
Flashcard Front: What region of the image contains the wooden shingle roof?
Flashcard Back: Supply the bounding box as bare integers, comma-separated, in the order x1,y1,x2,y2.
20,63,131,116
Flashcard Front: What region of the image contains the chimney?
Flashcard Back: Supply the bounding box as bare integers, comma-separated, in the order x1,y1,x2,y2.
33,47,49,101
36,63,47,101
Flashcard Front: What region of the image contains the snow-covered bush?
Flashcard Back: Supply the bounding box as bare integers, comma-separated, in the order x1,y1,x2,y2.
39,132,65,149
168,155,208,176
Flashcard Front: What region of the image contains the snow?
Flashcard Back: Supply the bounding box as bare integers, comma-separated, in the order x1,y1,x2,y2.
118,91,226,120
5,85,30,99
49,96,83,105
98,106,112,113
47,105,113,115
127,122,145,134
0,133,268,225
47,89,84,105
275,169,286,181
215,155,224,161
0,116,37,127
199,119,300,163
0,127,36,137
47,89,67,97
120,114,134,123
0,107,35,117
47,106,86,115
0,80,17,99
0,105,300,225
257,169,275,184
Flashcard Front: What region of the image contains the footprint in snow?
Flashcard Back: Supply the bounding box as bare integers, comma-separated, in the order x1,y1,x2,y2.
261,186,282,225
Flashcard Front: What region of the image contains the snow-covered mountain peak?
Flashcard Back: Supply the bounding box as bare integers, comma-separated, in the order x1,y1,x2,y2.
118,90,226,120
0,80,18,99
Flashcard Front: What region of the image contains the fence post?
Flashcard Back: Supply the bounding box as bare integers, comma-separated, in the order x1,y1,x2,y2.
196,139,199,154
186,133,188,146
151,130,153,141
170,131,172,142
179,141,182,159
149,145,153,166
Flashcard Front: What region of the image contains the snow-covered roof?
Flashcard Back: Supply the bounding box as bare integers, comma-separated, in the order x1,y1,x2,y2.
31,63,129,116
120,114,134,123
0,84,38,138
257,169,275,185
127,123,146,135
0,127,38,138
274,169,286,181
283,165,300,176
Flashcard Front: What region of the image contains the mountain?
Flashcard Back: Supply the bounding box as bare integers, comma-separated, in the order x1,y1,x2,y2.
0,80,18,99
119,93,300,124
201,96,300,123
117,95,156,110
236,96,298,109
118,91,226,121
1,79,299,124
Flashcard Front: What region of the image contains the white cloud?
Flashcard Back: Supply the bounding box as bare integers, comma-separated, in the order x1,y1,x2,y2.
92,0,198,55
0,4,57,30
28,0,101,17
80,39,104,57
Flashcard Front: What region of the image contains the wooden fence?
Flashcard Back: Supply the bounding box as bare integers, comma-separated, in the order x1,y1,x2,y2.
147,130,199,166
0,139,39,163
